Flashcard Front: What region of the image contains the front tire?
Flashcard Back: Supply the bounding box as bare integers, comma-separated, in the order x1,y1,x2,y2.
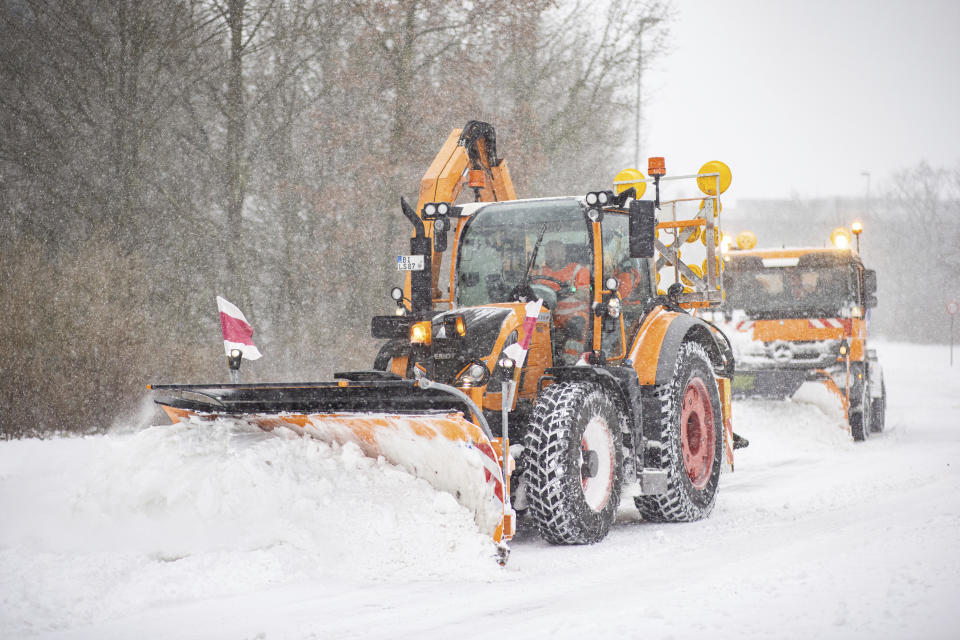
524,382,624,544
849,373,872,442
636,341,723,522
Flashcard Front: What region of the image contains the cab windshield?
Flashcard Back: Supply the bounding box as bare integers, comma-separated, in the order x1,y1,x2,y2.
724,264,858,318
456,200,590,307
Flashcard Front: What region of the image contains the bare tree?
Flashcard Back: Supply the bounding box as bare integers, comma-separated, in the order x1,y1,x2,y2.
480,0,672,195
0,0,685,435
882,162,960,340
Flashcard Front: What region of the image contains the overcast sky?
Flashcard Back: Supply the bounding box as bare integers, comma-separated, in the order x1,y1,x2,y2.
641,0,960,201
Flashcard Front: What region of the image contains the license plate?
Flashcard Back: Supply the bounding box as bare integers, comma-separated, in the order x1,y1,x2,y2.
397,255,425,271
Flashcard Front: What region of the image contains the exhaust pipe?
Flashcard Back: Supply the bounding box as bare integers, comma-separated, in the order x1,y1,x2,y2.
400,196,433,318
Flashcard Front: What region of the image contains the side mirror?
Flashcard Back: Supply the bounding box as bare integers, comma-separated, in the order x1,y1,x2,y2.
865,294,878,309
628,199,656,258
863,269,877,295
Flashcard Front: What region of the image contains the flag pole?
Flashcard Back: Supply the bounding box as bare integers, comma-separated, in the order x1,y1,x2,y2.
227,348,243,383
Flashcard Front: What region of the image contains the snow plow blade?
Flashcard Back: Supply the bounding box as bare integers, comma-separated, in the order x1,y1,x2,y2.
149,374,513,545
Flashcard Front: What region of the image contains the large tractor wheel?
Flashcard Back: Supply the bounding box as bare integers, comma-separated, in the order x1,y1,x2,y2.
636,341,723,522
524,381,624,544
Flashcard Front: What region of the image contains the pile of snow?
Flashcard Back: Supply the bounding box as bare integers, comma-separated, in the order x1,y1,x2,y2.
0,420,496,636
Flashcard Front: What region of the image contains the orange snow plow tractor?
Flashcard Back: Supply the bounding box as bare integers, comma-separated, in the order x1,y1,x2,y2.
151,122,741,563
715,230,885,440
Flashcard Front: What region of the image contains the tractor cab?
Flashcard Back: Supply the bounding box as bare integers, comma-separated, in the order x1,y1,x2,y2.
455,197,654,365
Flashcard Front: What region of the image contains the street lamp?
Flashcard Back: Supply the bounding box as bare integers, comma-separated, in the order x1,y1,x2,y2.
635,18,661,168
851,220,863,253
860,171,871,216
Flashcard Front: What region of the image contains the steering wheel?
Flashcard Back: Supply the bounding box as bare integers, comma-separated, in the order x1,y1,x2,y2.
507,282,537,303
529,274,574,298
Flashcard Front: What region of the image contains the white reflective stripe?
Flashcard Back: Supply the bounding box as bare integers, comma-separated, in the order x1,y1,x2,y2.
761,257,800,267
808,318,843,329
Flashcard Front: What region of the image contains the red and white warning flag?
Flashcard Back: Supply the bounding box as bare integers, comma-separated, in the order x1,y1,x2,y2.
216,296,263,360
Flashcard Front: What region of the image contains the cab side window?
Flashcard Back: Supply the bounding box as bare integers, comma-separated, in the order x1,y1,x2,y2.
602,213,651,329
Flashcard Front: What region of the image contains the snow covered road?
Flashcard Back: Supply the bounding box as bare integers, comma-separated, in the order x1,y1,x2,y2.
2,341,958,639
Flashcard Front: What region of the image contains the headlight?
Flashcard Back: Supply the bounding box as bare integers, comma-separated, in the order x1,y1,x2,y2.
488,331,518,387
455,360,490,387
607,296,621,318
442,314,466,338
410,321,431,344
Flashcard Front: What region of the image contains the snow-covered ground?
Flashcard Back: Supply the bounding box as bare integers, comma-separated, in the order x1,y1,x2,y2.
2,341,959,639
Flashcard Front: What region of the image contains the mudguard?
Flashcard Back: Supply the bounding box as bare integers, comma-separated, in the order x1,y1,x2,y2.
629,307,733,386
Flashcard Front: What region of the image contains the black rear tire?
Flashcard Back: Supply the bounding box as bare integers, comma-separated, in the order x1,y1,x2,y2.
636,341,723,522
524,382,624,544
849,379,871,442
869,377,886,433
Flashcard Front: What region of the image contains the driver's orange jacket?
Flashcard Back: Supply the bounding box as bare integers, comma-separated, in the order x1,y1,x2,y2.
613,268,641,300
540,262,591,327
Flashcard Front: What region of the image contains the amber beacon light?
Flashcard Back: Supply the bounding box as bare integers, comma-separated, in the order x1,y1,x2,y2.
647,156,666,176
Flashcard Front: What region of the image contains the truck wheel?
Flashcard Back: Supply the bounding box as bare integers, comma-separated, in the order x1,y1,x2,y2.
524,381,623,544
869,378,886,433
849,381,871,441
636,341,723,522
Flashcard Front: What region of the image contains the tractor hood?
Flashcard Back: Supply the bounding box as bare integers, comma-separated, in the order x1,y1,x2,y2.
427,304,525,385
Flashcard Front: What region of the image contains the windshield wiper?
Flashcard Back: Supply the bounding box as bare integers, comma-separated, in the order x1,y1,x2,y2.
518,223,548,291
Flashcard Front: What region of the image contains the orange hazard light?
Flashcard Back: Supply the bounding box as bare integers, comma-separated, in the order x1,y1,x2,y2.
648,157,666,176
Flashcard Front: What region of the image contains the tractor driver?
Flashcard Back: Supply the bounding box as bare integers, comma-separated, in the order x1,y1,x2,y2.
537,240,591,364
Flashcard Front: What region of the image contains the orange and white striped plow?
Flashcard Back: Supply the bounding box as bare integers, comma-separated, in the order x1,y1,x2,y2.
717,377,735,471
161,406,515,555
810,369,851,433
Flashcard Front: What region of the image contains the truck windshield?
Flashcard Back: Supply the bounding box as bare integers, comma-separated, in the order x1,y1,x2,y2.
724,264,858,318
456,199,590,307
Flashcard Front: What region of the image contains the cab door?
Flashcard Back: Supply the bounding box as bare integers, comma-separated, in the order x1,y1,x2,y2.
598,211,653,361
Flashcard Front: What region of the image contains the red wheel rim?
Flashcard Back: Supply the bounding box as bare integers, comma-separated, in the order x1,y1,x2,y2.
580,417,614,511
680,377,716,489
